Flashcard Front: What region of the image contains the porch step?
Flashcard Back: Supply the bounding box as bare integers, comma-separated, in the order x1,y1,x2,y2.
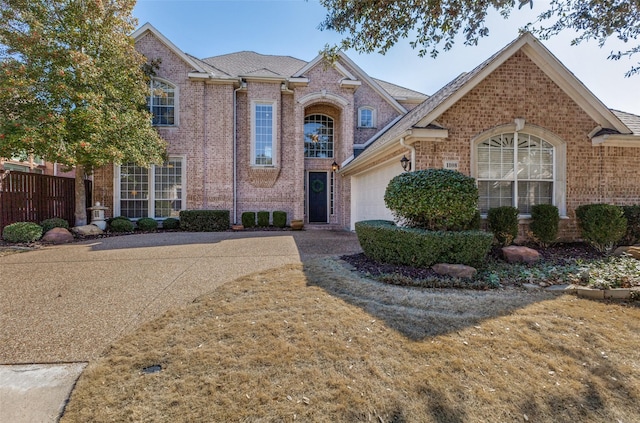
303,224,347,231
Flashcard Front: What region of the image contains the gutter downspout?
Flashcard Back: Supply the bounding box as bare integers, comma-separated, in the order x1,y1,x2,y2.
400,137,415,171
233,81,245,224
203,81,208,208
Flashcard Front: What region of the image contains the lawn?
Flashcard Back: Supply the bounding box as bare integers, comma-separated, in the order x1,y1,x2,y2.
62,257,640,422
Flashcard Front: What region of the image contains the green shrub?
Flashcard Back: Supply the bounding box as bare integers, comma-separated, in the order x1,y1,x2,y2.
109,218,134,233
529,204,559,248
257,211,270,227
179,210,230,232
137,217,158,231
40,217,69,233
2,222,43,243
621,205,640,245
162,217,180,230
384,169,479,231
487,206,519,246
273,211,287,228
575,204,627,253
242,212,256,228
355,220,493,268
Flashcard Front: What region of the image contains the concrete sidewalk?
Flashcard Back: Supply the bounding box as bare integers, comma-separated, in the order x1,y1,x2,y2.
0,230,361,422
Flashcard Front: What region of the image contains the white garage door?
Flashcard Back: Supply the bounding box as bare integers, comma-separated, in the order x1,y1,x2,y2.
350,158,403,230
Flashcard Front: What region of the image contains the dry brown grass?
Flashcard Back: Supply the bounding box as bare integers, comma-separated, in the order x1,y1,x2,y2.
62,258,640,423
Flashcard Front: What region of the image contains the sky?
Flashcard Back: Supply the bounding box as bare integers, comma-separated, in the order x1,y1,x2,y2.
133,0,640,115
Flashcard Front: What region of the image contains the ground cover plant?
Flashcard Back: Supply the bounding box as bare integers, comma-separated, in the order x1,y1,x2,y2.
62,259,640,422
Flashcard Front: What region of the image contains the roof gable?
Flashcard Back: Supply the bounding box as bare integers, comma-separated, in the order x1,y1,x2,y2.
133,23,208,74
294,52,407,114
344,32,635,171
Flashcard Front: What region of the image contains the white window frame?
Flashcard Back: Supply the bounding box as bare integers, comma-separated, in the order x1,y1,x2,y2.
114,155,187,219
358,106,376,128
471,124,566,217
148,77,178,127
251,100,277,167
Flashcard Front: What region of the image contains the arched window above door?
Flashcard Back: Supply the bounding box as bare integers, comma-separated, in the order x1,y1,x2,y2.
304,114,334,158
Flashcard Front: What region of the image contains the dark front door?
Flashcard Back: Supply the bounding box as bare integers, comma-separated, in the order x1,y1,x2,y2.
308,172,328,223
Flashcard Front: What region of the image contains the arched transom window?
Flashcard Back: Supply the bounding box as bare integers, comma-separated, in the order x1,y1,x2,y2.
304,114,334,158
477,132,554,214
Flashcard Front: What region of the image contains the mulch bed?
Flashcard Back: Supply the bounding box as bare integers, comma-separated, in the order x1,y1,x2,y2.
341,242,605,281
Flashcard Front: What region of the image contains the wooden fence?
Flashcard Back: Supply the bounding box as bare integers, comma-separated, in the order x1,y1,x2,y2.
0,171,92,229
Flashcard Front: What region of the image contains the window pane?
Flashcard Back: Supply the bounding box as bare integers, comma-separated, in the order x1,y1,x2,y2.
517,181,553,214
120,163,149,219
254,104,273,165
359,109,373,127
154,158,183,218
304,114,334,158
478,181,513,213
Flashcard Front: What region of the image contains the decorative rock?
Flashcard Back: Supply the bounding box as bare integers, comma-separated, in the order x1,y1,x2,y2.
613,246,640,259
41,227,74,244
502,246,541,264
627,246,640,260
71,225,104,236
432,263,477,279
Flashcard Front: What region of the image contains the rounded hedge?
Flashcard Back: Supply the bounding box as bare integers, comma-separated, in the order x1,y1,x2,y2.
384,169,479,231
40,217,69,233
575,204,627,253
162,217,180,230
136,217,158,231
2,222,43,243
109,218,134,233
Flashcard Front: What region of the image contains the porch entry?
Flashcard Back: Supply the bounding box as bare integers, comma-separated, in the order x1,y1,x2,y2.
307,171,328,223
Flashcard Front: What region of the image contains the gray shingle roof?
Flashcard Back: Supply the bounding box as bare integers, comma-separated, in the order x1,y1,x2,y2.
612,110,640,135
202,51,307,78
371,78,428,100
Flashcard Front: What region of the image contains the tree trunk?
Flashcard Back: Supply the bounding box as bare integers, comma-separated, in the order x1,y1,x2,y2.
74,164,88,226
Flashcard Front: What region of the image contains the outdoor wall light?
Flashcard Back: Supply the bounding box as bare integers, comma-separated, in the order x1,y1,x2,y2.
400,155,411,171
331,161,339,172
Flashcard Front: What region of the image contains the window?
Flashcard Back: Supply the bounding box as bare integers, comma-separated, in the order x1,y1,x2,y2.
477,132,554,214
304,114,334,158
118,157,185,219
358,107,375,128
252,102,276,166
148,78,176,126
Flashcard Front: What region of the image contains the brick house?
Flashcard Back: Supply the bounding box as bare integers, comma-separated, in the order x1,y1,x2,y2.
93,24,640,240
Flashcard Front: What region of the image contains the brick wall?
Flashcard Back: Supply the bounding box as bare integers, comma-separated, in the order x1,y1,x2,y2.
412,50,640,241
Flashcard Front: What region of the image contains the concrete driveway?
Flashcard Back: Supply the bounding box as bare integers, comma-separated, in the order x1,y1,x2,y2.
0,230,361,422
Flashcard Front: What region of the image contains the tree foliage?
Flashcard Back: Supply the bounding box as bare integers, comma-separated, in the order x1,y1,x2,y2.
319,0,640,77
0,0,166,224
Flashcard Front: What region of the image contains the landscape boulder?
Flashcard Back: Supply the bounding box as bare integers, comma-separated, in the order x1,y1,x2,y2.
432,263,477,279
71,225,104,236
41,227,74,244
502,246,541,264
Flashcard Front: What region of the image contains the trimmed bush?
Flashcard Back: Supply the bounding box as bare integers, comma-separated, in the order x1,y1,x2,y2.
162,217,180,230
487,206,519,246
2,222,43,243
529,204,559,248
40,217,69,234
109,218,134,233
180,210,230,232
137,217,158,231
384,169,479,231
257,211,270,228
621,205,640,245
355,220,493,268
273,211,287,228
242,212,256,228
575,204,627,253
